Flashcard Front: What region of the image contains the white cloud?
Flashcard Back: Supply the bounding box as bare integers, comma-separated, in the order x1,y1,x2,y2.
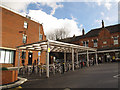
0,0,33,12
28,10,81,36
104,2,111,10
95,0,113,11
0,0,64,15
39,1,63,15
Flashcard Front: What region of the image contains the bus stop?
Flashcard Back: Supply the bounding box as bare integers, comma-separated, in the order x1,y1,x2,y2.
17,39,97,78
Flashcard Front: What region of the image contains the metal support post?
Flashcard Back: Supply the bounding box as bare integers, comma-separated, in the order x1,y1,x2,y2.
72,48,74,71
46,42,50,78
87,50,89,67
76,50,79,68
95,51,98,65
64,52,66,71
18,50,20,74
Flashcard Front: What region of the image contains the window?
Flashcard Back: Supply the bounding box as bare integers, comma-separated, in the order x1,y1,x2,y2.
0,49,15,63
24,21,28,29
22,51,26,59
94,39,98,47
0,50,5,63
103,41,107,44
114,37,118,45
83,41,85,46
23,34,27,44
39,34,43,40
83,41,88,47
86,41,88,47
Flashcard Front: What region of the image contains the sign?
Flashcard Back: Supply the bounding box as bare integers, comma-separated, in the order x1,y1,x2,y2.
48,48,50,52
38,51,41,56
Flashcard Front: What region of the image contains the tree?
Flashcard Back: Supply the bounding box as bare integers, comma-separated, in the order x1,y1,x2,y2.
47,27,70,40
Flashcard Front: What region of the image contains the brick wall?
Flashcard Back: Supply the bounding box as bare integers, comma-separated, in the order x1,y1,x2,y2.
1,70,18,85
1,7,46,66
72,28,120,49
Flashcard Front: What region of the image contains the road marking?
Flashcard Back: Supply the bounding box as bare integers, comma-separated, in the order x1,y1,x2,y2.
113,74,120,78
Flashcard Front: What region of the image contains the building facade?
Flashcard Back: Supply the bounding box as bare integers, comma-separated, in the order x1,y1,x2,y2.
0,6,46,84
60,21,120,62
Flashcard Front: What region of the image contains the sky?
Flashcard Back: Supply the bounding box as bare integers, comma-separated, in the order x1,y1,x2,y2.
0,0,119,37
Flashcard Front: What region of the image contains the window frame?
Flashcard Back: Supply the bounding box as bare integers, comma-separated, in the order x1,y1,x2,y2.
0,49,15,64
93,39,98,47
24,21,28,29
39,34,43,40
113,37,118,45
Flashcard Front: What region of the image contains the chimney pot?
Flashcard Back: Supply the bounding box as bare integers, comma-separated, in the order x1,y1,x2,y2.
102,20,104,28
82,28,85,35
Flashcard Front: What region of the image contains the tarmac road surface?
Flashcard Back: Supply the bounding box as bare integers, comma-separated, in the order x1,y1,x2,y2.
21,62,119,89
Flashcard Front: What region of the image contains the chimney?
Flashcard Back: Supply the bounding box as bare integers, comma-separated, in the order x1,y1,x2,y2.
102,20,104,28
82,28,85,35
73,34,75,37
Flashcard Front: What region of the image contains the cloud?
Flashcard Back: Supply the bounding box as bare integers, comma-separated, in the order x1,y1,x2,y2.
95,0,114,11
1,0,64,15
0,0,81,37
104,2,111,10
39,1,63,15
28,10,81,37
0,0,33,12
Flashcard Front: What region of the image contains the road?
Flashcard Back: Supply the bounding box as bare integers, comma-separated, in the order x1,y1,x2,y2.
20,62,119,89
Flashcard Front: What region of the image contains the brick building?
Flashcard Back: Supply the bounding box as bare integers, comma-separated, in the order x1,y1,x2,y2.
0,6,46,84
60,21,120,62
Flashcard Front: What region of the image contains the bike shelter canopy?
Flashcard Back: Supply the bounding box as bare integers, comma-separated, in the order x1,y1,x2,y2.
17,39,97,77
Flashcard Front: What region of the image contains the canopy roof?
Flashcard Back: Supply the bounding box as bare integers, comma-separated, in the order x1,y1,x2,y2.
17,39,96,53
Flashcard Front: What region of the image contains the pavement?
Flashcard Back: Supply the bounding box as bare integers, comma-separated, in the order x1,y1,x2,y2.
0,77,27,89
20,62,119,89
1,62,120,89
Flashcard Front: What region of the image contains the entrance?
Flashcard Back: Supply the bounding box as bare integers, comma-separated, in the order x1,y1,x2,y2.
28,52,33,65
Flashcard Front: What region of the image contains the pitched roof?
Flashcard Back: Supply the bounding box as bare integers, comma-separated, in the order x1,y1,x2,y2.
59,24,120,43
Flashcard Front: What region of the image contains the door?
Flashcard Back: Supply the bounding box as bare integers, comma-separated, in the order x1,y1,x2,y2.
28,52,33,65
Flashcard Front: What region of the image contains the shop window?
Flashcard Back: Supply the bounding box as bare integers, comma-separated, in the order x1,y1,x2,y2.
0,49,15,64
114,37,118,45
